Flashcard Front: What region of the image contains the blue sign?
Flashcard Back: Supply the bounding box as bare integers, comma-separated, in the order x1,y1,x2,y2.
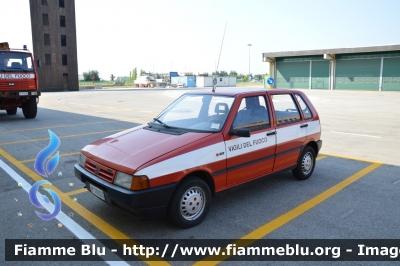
267,78,275,85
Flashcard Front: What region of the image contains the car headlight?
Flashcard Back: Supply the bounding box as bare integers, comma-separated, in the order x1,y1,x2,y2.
79,153,87,168
114,172,149,190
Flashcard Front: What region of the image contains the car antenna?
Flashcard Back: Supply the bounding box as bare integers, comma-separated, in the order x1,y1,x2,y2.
213,22,227,93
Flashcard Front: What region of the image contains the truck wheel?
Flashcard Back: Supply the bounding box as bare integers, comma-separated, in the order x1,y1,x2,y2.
292,146,316,180
22,97,37,119
167,177,211,228
6,108,17,115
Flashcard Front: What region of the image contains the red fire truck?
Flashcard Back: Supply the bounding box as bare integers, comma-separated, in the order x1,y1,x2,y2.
0,42,40,119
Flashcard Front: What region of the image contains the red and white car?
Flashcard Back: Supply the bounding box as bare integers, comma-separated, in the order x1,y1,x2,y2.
74,89,322,228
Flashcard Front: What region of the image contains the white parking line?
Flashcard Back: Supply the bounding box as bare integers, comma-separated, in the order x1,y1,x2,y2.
330,131,381,138
0,159,129,266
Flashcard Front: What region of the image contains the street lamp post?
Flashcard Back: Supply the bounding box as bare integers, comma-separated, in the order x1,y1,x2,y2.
247,44,252,80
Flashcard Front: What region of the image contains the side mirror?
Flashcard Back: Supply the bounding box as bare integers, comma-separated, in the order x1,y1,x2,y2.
230,128,251,137
37,59,41,67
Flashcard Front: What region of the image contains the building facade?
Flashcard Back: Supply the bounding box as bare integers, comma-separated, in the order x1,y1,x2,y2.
29,0,78,91
263,44,400,91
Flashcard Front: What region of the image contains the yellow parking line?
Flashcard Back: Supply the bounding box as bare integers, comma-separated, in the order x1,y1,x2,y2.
20,152,80,163
316,155,327,161
0,129,127,146
194,162,382,265
0,121,119,134
320,152,383,164
65,188,88,196
0,148,169,266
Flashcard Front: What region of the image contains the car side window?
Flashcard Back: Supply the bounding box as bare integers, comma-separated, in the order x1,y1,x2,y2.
271,94,301,125
232,96,270,131
295,93,312,119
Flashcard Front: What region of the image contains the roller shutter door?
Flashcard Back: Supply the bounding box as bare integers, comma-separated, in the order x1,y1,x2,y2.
382,58,400,91
311,61,330,89
276,62,309,89
335,59,380,90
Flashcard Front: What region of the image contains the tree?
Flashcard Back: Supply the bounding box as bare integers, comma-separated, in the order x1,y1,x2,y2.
83,70,100,82
130,68,137,82
254,74,263,81
229,70,238,77
110,74,115,82
211,70,228,76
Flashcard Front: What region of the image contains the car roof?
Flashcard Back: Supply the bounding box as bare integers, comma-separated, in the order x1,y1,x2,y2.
185,88,300,96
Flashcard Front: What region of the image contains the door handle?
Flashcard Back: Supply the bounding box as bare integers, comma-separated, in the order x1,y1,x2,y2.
266,131,277,136
300,124,308,128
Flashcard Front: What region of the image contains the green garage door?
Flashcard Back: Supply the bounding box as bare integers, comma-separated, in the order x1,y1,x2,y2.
311,61,330,89
335,59,380,90
276,62,309,89
382,58,400,91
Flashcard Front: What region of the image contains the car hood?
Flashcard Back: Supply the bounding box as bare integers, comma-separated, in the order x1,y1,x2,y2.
82,125,213,174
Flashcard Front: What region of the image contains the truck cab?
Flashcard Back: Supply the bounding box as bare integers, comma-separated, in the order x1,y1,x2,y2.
0,42,40,119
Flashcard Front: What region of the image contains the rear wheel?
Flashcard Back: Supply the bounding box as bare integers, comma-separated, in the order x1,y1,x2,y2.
292,146,316,180
6,108,17,115
167,177,211,228
22,96,37,119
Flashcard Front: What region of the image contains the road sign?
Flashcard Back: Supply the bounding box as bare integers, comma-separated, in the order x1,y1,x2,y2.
267,77,275,85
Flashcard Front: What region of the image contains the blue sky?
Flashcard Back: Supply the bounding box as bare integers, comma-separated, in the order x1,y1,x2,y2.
3,0,400,79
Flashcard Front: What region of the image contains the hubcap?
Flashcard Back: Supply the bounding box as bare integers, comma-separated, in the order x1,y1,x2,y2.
180,186,205,221
301,152,313,175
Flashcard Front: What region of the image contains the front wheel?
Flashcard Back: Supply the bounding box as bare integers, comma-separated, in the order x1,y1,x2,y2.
167,177,211,228
22,96,37,119
6,107,17,115
292,146,316,180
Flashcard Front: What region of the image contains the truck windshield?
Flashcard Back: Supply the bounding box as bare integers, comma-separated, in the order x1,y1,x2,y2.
0,52,34,72
155,94,235,132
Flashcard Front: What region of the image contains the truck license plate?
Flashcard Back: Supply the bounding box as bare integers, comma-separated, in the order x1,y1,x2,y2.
89,183,105,200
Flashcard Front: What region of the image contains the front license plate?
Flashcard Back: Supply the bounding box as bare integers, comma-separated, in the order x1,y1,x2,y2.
89,183,105,200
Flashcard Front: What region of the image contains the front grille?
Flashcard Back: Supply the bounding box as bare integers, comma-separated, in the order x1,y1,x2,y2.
0,79,36,90
84,158,116,183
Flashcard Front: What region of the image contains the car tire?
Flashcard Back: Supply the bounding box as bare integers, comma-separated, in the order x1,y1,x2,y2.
167,177,211,228
22,96,37,119
292,146,316,180
6,108,17,115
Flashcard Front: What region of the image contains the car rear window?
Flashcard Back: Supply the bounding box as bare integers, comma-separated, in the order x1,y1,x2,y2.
271,94,301,125
295,93,312,119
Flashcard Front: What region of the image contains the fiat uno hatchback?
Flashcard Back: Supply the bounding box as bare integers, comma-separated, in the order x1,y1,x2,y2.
74,89,322,228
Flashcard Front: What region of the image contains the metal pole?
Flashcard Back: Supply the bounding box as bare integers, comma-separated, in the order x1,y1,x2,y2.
248,44,252,79
379,57,384,91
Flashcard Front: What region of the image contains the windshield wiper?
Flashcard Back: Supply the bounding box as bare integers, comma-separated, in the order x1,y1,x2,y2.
152,118,171,128
0,67,6,72
8,67,28,72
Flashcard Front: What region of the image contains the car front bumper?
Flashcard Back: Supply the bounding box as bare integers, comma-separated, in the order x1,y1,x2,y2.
74,164,178,219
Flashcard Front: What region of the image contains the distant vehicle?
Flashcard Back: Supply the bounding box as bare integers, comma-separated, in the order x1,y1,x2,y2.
74,89,322,228
0,42,40,118
134,76,157,88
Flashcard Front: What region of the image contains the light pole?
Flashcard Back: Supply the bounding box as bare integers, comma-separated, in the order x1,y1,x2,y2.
247,44,252,80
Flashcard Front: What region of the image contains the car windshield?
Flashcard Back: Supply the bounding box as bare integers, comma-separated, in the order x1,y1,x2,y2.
155,94,235,132
0,52,34,72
